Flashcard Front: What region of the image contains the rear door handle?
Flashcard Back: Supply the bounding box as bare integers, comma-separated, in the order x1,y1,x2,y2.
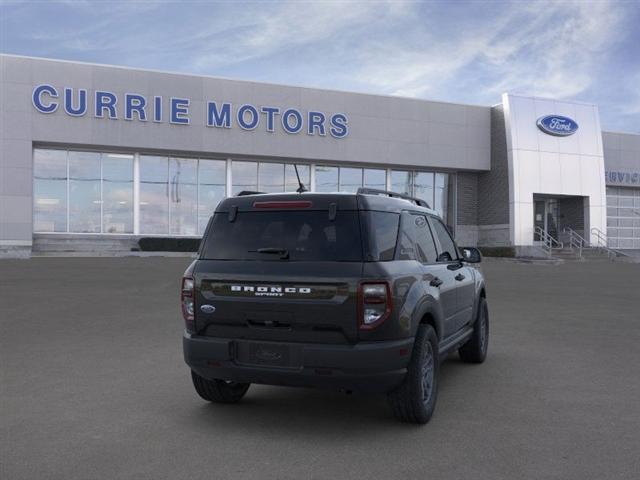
455,273,465,281
430,277,443,287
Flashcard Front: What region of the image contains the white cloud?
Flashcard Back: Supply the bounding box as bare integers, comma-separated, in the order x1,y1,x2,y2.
484,1,624,99
348,0,626,104
187,1,411,71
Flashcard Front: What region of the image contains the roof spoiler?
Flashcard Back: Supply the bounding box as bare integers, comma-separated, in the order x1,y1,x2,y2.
357,188,430,209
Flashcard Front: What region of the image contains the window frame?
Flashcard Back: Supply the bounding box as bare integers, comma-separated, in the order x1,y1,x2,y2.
395,211,443,265
427,215,460,263
408,212,440,265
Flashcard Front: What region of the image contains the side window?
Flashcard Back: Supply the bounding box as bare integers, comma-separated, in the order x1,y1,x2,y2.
430,217,458,262
397,214,417,261
362,211,400,261
413,215,438,263
396,213,438,263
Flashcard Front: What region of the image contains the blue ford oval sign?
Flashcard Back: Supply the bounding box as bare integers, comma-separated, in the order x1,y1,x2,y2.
536,115,579,137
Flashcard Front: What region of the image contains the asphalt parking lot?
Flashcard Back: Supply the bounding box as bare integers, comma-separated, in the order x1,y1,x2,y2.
1,257,640,480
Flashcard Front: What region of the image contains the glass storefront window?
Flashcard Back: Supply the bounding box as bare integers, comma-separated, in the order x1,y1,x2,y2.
140,155,169,234
364,169,386,190
285,164,310,192
433,173,448,220
169,157,197,236
259,162,285,192
232,161,258,195
315,166,338,192
391,170,412,196
32,150,455,238
33,149,67,232
414,172,434,209
102,154,133,234
68,151,101,233
339,167,363,193
198,159,226,234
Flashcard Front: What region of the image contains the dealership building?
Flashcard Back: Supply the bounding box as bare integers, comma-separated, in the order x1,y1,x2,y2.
1,54,639,258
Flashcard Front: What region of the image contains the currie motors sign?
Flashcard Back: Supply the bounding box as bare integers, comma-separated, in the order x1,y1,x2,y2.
536,115,579,137
31,84,349,139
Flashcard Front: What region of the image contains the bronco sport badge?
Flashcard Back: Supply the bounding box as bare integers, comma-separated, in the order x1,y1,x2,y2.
230,285,312,297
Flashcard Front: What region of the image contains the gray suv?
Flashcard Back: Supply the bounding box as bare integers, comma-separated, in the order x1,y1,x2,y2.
182,188,488,424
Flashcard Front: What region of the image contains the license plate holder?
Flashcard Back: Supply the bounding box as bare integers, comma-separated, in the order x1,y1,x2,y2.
236,342,293,368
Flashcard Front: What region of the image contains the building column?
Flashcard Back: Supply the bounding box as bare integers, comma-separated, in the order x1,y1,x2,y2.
133,153,140,235
225,158,232,197
309,164,316,192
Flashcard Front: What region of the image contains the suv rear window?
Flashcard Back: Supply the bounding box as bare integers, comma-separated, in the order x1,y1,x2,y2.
201,211,363,261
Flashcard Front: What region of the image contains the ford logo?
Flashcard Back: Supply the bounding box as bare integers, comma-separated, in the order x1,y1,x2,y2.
200,304,216,314
536,115,579,137
255,348,283,362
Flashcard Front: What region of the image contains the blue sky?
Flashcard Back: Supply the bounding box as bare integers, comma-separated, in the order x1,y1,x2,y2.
1,0,639,131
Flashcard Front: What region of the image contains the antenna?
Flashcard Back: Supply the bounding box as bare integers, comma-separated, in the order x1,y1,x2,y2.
293,164,307,193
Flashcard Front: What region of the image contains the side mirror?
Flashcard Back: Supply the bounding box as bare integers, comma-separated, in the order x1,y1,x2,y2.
461,247,482,263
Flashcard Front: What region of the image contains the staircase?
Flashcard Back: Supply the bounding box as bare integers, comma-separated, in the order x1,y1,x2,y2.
534,226,564,259
544,227,629,262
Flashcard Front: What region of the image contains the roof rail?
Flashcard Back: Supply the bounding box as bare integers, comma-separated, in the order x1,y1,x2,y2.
356,188,430,208
236,190,266,196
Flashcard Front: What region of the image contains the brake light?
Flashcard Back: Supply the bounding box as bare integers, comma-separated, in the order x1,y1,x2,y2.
181,276,195,332
358,282,392,330
253,201,312,209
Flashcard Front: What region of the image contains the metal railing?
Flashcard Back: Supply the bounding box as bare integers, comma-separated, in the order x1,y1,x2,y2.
590,227,628,259
563,227,586,259
535,226,563,257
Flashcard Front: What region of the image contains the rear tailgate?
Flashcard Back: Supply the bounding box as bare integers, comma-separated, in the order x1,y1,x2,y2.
194,260,362,343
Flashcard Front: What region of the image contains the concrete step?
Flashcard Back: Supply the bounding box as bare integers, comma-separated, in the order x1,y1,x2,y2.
550,247,621,262
551,249,580,258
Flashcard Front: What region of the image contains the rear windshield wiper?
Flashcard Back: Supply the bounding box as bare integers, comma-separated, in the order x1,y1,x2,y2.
249,247,290,260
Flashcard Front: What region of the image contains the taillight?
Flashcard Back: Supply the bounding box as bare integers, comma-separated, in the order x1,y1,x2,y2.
181,277,195,332
358,282,392,330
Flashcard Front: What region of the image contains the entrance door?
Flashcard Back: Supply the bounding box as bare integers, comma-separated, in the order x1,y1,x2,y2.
533,198,559,242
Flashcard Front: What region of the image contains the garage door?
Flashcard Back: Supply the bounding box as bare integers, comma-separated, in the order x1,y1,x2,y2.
606,186,640,249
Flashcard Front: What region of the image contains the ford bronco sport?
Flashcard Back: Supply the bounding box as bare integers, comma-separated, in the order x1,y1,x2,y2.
182,188,488,424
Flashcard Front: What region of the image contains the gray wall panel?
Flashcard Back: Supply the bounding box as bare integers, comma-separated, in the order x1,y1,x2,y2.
2,55,492,170
477,105,510,225
456,172,478,226
603,131,640,187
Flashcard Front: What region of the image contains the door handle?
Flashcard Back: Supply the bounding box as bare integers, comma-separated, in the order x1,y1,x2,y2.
430,277,443,287
455,273,465,281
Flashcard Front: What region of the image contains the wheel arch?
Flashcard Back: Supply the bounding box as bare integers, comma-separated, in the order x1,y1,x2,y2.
473,285,487,325
417,310,443,341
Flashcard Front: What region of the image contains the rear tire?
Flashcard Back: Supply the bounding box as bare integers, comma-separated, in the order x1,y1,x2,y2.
387,324,439,424
191,371,250,404
458,297,489,363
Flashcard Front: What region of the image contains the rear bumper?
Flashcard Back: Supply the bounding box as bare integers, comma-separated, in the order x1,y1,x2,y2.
183,333,413,393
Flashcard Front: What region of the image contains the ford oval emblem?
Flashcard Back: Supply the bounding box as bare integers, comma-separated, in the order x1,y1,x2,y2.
536,115,579,137
200,304,216,314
